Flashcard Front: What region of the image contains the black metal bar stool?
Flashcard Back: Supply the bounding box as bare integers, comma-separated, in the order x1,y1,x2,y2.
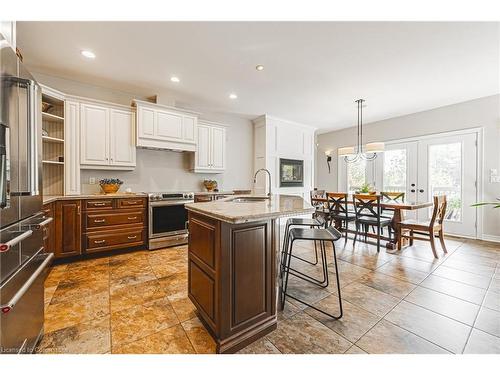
280,226,343,320
281,216,326,267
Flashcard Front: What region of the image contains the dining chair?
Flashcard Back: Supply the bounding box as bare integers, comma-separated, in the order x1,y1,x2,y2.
400,195,448,258
326,192,356,243
380,191,405,238
310,189,329,221
353,194,392,252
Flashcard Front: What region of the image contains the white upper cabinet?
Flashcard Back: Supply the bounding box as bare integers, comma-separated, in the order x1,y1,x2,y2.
110,108,136,167
80,103,109,165
192,121,226,173
133,100,198,152
79,100,136,170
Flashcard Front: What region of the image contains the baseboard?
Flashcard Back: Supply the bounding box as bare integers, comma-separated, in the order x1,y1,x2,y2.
480,234,500,243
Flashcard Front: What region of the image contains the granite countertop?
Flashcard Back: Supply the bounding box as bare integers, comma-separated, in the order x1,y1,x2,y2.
185,194,315,224
43,192,148,204
194,191,235,196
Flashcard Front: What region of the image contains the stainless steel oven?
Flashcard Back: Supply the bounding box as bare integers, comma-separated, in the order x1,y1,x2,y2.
148,192,194,250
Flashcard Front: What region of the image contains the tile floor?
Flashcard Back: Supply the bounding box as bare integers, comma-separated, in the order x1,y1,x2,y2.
38,236,500,354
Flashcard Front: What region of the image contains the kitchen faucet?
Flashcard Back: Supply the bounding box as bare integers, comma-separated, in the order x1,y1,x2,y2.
253,168,272,197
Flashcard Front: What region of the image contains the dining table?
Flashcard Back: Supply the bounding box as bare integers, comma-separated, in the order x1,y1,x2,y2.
311,195,433,250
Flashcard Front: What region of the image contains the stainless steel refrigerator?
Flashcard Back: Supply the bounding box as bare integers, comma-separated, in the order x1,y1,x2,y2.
0,33,53,354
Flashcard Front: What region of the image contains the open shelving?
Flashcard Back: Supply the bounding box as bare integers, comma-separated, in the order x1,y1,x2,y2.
42,89,65,196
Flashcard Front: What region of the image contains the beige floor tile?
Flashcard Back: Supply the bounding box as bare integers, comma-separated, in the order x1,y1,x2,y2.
168,293,197,322
433,266,491,289
111,297,179,347
483,290,500,312
375,262,429,284
345,345,367,354
44,265,68,288
340,282,400,317
489,278,500,294
358,271,417,298
45,291,109,333
306,297,379,342
113,325,195,354
463,329,500,354
110,278,166,312
441,258,496,277
181,317,216,354
284,275,332,305
474,307,500,337
266,312,352,354
420,275,486,305
237,338,281,354
387,256,439,273
158,272,189,298
50,279,108,304
356,319,448,354
44,285,57,305
37,317,110,354
385,301,471,353
405,287,480,326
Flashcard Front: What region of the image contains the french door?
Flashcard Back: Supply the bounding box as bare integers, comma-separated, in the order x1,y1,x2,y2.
367,132,478,237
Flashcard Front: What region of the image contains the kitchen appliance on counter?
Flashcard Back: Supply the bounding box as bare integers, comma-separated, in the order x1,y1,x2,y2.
148,192,194,250
1,34,53,354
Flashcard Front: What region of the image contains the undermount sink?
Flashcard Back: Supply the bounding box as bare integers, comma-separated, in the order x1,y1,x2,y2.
230,197,269,203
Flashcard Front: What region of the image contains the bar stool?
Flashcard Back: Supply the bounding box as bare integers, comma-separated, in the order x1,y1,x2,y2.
281,216,326,267
280,226,343,320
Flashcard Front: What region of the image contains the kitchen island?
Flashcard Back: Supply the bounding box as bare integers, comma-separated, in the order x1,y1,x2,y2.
185,195,314,353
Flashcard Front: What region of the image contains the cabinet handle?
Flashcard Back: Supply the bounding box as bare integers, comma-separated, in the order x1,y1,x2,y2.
94,219,106,223
94,202,106,207
126,201,139,205
127,235,137,240
94,240,106,244
127,216,137,220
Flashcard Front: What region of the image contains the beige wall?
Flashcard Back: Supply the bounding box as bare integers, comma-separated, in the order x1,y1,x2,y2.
316,94,500,239
34,72,254,193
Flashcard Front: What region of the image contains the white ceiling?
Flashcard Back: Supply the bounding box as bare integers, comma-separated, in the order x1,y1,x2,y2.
17,22,499,132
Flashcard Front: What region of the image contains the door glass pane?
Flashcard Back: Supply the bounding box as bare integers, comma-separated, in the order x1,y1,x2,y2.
383,149,407,193
347,159,366,194
428,142,462,221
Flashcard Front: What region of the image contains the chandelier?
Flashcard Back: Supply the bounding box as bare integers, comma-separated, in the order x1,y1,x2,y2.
338,99,384,163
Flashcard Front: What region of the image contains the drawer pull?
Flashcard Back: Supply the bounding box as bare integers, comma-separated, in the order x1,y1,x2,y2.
94,240,106,244
94,219,106,223
93,202,107,207
127,235,138,240
125,201,139,205
127,216,137,220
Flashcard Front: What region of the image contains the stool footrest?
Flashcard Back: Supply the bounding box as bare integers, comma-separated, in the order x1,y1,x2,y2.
283,293,343,320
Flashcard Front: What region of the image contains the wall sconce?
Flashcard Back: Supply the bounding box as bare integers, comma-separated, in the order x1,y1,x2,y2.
325,150,332,174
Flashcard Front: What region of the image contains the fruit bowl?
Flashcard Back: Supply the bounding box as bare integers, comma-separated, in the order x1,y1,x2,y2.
203,179,218,192
99,178,123,194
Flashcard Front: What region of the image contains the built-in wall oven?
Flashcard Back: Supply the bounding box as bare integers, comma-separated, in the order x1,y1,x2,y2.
148,192,194,250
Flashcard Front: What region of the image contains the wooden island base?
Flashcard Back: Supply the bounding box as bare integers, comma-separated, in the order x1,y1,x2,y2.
187,212,279,353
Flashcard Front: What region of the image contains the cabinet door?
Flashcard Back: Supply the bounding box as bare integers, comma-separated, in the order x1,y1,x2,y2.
80,103,109,165
55,200,81,258
138,106,155,138
196,125,211,169
156,110,183,140
110,108,136,167
210,127,226,170
64,100,81,194
183,116,196,143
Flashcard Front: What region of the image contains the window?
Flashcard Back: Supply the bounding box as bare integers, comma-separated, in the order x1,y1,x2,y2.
347,158,366,194
383,149,407,193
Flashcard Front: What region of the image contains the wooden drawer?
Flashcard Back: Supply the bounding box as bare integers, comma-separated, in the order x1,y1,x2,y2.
85,200,114,210
117,198,146,209
85,229,144,252
86,211,144,229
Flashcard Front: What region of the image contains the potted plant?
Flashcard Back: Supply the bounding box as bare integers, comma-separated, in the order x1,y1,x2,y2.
356,183,375,194
472,198,500,209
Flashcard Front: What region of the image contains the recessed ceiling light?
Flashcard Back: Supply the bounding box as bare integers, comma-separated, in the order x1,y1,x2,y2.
229,93,238,100
255,65,264,71
170,76,180,83
81,50,96,59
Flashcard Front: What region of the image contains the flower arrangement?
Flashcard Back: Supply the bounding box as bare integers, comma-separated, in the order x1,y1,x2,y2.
99,178,124,194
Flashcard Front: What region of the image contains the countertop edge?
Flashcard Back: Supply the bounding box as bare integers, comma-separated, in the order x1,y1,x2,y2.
42,193,148,205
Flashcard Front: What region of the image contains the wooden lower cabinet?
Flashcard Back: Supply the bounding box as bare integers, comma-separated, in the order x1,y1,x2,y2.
54,200,82,258
47,196,147,259
42,202,55,254
188,212,277,353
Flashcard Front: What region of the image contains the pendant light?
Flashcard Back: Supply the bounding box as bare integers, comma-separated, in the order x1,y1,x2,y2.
338,99,384,162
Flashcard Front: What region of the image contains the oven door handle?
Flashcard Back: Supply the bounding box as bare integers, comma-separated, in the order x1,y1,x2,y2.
149,200,193,207
1,252,53,314
0,230,33,253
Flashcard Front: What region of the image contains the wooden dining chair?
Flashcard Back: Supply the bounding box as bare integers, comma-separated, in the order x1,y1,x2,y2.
380,191,405,238
326,192,356,243
400,195,447,258
353,194,392,252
